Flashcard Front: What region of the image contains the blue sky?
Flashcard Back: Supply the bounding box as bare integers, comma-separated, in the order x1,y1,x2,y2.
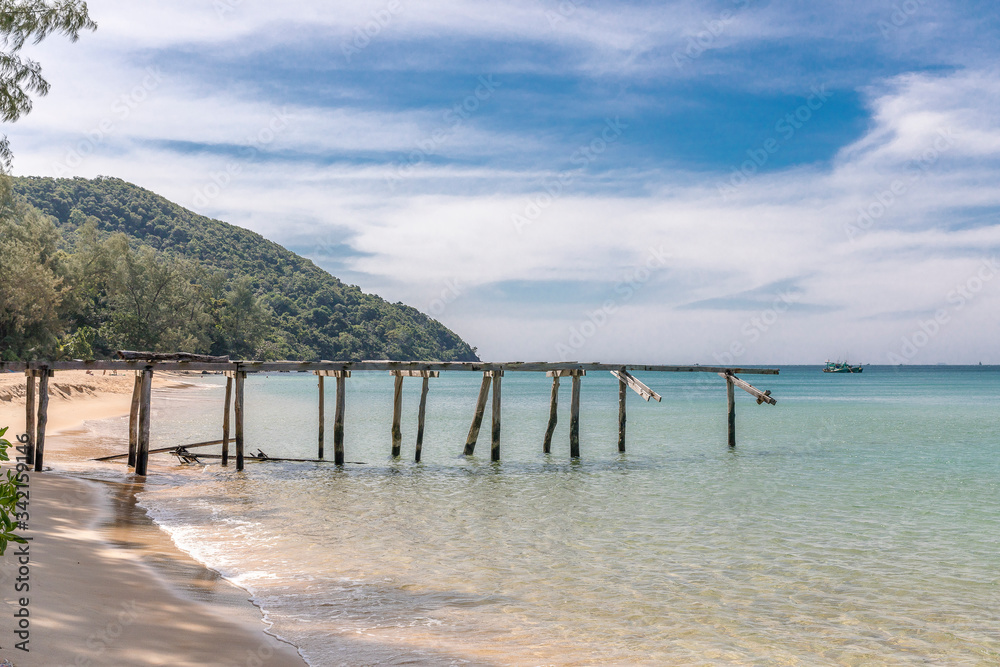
7,0,1000,363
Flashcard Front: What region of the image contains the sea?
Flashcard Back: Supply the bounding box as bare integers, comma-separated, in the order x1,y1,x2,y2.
65,366,999,665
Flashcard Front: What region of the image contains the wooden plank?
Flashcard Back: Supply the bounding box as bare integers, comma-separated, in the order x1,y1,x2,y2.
491,372,502,462
391,373,403,458
24,371,35,466
570,373,581,458
726,375,736,448
33,370,50,472
546,369,587,377
235,371,245,471
334,374,346,465
315,370,351,377
609,370,662,402
117,350,230,363
93,439,226,461
542,376,559,454
463,374,492,455
318,375,325,459
128,373,142,467
135,369,153,476
415,375,429,462
222,375,232,466
390,370,440,377
618,375,627,453
717,373,777,405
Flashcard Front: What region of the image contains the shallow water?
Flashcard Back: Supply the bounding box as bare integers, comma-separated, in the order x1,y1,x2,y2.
70,367,1000,664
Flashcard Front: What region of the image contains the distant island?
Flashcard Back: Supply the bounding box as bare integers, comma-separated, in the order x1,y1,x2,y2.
3,176,479,362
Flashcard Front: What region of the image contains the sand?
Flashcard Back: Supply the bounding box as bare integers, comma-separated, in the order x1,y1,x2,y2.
0,370,308,666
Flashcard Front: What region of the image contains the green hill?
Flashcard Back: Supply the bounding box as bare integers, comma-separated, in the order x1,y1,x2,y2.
10,176,478,362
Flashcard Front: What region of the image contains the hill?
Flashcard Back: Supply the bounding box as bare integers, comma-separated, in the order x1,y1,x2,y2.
10,176,478,362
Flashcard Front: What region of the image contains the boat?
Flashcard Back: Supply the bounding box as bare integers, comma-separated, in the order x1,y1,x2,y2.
824,360,863,373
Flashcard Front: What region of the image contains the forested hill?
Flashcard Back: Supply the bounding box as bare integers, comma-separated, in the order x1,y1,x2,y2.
10,176,478,362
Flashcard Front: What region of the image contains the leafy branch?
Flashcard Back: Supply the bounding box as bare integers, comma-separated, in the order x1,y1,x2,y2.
0,426,27,555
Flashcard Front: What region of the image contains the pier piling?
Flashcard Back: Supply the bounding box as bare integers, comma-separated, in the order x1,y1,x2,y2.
128,373,141,468
491,371,502,462
24,371,35,466
235,370,246,471
464,373,492,456
318,375,325,459
334,372,347,466
570,371,582,458
135,368,152,476
618,373,627,453
222,374,232,466
391,373,404,458
416,375,429,462
33,369,50,472
726,374,736,448
543,375,559,453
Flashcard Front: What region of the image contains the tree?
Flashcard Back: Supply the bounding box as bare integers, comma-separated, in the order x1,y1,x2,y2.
217,276,272,360
0,1,96,169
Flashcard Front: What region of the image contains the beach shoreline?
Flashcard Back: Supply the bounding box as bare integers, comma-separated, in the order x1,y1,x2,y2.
0,371,308,666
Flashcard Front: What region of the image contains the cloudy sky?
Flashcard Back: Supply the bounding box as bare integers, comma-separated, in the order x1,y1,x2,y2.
7,0,1000,363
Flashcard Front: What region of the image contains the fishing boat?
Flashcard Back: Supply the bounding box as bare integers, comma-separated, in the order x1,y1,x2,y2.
824,360,863,373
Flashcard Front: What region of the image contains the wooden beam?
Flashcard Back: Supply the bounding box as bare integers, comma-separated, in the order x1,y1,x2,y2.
117,350,230,363
314,370,351,377
618,374,627,453
390,370,440,377
609,370,662,402
570,373,581,458
235,371,246,471
318,375,325,459
94,439,225,461
726,375,736,448
546,369,587,377
334,374,346,465
128,373,142,467
33,369,50,472
491,371,502,462
542,376,559,454
24,371,35,466
135,368,153,476
463,373,492,455
391,373,403,458
717,373,777,406
415,375,429,462
222,375,232,466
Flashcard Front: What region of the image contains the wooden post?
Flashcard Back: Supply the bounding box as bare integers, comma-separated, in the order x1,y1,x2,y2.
127,373,141,467
543,376,559,454
415,376,429,462
334,374,346,466
391,373,403,458
134,368,152,476
570,372,581,458
726,374,736,448
33,369,50,472
221,374,232,466
24,371,35,466
618,374,627,453
235,370,245,471
464,373,491,456
491,371,502,462
317,375,325,459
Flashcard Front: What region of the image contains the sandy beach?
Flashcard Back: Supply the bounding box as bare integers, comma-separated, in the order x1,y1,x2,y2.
0,370,307,666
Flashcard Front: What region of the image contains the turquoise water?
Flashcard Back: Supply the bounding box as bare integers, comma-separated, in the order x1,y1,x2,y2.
85,367,1000,665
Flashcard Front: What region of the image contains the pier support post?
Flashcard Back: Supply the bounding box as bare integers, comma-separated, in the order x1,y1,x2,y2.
491,371,503,462
128,373,141,467
726,374,736,448
24,371,35,466
235,370,246,471
570,371,582,458
222,374,232,466
33,369,50,472
391,373,404,458
134,368,153,476
334,373,347,466
618,372,627,453
416,375,429,462
543,376,559,454
464,373,492,456
317,374,325,459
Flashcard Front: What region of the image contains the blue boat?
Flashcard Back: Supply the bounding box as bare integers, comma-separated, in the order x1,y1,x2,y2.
824,360,863,373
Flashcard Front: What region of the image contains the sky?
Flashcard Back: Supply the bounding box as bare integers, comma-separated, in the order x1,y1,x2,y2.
6,0,1000,364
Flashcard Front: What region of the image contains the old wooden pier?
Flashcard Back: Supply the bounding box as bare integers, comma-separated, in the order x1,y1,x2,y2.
2,358,778,476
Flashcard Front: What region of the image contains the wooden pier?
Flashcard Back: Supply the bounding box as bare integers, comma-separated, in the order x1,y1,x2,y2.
2,357,778,476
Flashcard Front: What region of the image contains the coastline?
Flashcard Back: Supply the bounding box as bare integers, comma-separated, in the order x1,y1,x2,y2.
0,371,308,666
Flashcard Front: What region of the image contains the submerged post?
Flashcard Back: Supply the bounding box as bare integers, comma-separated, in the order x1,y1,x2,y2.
134,368,153,476
543,375,560,454
222,373,232,466
416,375,429,462
391,373,404,458
334,372,347,466
570,370,583,458
726,373,736,448
235,370,246,471
491,371,502,462
618,372,627,453
24,371,35,466
464,373,492,456
128,373,141,467
317,374,325,459
33,368,50,472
